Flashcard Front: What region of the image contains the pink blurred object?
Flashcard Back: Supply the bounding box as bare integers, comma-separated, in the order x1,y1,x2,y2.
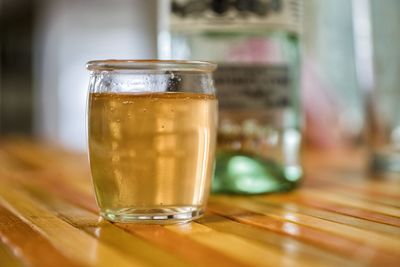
302,58,346,149
227,38,283,63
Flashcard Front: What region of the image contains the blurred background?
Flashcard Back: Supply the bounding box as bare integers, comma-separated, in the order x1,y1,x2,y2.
0,0,399,156
1,0,158,150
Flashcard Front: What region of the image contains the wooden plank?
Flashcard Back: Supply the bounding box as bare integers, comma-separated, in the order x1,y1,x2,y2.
119,223,250,267
211,196,400,254
0,140,93,206
26,171,98,213
307,171,400,200
357,180,400,196
0,238,26,267
1,170,256,267
1,139,400,267
208,201,400,266
23,182,193,267
166,221,322,267
11,171,348,267
0,182,150,267
3,172,254,267
0,139,82,171
306,183,400,208
25,170,345,267
0,140,45,171
321,172,400,196
0,204,84,267
0,150,29,173
254,197,400,236
0,141,93,196
266,192,400,227
301,189,400,218
196,214,357,267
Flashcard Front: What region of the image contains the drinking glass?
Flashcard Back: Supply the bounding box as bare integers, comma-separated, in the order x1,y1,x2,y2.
86,60,217,223
353,0,400,175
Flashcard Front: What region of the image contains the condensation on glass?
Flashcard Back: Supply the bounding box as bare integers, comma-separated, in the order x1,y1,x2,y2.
86,60,218,223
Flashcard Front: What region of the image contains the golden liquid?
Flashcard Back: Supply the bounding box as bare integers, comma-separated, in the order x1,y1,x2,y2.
88,92,217,217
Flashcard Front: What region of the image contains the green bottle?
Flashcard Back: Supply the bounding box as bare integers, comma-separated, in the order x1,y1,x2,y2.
166,0,303,194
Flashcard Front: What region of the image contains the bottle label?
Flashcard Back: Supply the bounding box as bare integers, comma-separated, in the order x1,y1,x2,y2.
171,0,302,34
214,64,290,110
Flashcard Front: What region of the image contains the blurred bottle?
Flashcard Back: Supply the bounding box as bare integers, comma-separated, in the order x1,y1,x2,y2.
162,0,303,194
353,0,400,175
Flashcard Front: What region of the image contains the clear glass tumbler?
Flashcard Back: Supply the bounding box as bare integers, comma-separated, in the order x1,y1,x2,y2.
86,60,218,223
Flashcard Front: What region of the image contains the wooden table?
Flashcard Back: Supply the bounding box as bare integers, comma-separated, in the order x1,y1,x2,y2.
0,139,399,267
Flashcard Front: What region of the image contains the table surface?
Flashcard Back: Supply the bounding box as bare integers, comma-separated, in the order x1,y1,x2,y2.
0,139,399,267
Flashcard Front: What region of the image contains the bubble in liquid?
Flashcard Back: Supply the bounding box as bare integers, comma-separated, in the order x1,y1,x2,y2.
149,94,158,102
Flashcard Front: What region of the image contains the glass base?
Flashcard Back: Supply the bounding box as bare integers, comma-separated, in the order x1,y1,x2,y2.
100,206,204,224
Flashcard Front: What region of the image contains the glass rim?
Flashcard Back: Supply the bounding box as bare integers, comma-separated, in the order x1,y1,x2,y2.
86,59,217,72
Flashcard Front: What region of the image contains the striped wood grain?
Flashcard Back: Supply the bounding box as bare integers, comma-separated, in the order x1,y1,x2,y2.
0,139,399,267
